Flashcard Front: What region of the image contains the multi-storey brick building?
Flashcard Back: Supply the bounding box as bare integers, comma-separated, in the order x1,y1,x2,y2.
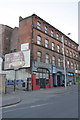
0,14,79,90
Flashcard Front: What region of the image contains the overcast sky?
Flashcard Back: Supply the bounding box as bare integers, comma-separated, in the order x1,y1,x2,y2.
0,0,79,43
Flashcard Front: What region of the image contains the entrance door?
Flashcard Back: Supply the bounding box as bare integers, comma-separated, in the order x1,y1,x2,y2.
57,75,61,86
40,78,45,88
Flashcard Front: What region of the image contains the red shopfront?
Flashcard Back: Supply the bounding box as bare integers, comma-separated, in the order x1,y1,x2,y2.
32,68,52,90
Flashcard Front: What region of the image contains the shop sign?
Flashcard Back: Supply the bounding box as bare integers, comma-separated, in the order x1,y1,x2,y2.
52,66,56,73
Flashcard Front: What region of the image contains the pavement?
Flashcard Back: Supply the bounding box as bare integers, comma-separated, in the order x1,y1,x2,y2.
0,85,78,108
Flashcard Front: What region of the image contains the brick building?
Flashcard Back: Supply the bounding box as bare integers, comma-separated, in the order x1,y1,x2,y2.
0,14,79,90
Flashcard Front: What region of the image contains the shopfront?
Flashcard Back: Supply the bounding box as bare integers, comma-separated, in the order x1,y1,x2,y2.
52,66,65,87
32,61,52,90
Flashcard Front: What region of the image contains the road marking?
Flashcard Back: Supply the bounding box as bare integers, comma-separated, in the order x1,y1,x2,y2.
2,103,53,114
30,103,49,108
2,104,17,109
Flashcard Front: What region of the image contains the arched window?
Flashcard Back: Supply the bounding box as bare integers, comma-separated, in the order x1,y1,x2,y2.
52,56,55,65
37,21,41,30
45,54,49,64
37,51,42,62
37,35,41,45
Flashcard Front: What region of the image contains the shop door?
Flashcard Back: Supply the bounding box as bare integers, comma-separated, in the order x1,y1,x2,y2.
57,75,61,86
40,78,45,88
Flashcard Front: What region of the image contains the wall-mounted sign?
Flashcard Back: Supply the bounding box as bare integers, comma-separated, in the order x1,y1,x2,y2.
21,43,29,51
4,50,30,70
52,67,57,73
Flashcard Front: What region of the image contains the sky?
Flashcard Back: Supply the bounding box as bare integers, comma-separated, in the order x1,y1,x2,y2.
0,0,79,44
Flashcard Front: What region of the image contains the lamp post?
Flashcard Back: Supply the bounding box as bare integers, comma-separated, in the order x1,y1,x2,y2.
62,36,67,88
0,54,5,70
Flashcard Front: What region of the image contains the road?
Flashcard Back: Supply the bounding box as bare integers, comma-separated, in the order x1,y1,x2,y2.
2,86,78,118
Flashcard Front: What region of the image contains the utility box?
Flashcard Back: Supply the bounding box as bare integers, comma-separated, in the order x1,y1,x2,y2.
0,74,6,94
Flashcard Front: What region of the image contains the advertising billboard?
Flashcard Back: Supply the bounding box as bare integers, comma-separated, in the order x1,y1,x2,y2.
4,50,30,70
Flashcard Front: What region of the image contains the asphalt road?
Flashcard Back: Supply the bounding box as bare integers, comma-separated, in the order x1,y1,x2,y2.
2,88,78,118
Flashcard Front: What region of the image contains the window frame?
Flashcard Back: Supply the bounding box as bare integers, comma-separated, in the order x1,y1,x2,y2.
45,54,49,64
37,35,41,45
37,51,42,62
45,39,49,48
37,21,41,30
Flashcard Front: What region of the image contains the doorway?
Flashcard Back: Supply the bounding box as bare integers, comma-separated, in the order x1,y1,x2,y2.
57,75,61,86
40,78,45,88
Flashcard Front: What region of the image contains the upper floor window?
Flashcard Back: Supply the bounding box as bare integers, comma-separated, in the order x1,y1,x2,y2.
61,36,64,42
56,34,59,40
74,63,77,70
76,54,78,59
45,39,49,48
66,49,69,56
67,60,70,68
71,62,74,69
37,35,41,45
37,51,42,62
73,53,76,58
77,64,79,70
57,45,60,53
70,51,72,58
37,21,41,30
75,46,77,50
44,26,48,34
45,54,49,64
58,58,61,67
52,42,55,50
72,44,74,48
51,30,54,37
65,39,68,45
68,41,71,46
52,56,55,65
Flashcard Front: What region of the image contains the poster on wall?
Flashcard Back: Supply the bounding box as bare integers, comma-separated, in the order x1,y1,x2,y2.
4,50,30,70
21,43,29,51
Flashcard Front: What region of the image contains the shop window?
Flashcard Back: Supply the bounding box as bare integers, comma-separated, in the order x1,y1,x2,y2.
37,51,42,62
37,35,41,45
37,21,41,30
46,79,49,85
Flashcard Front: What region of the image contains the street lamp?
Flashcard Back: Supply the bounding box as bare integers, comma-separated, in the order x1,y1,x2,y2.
62,36,67,88
0,54,5,70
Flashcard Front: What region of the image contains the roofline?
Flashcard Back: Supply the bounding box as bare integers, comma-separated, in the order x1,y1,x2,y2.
0,24,13,29
19,13,79,46
32,14,79,46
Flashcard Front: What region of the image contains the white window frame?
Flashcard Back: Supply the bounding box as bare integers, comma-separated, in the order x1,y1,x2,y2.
37,35,41,45
45,39,49,48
